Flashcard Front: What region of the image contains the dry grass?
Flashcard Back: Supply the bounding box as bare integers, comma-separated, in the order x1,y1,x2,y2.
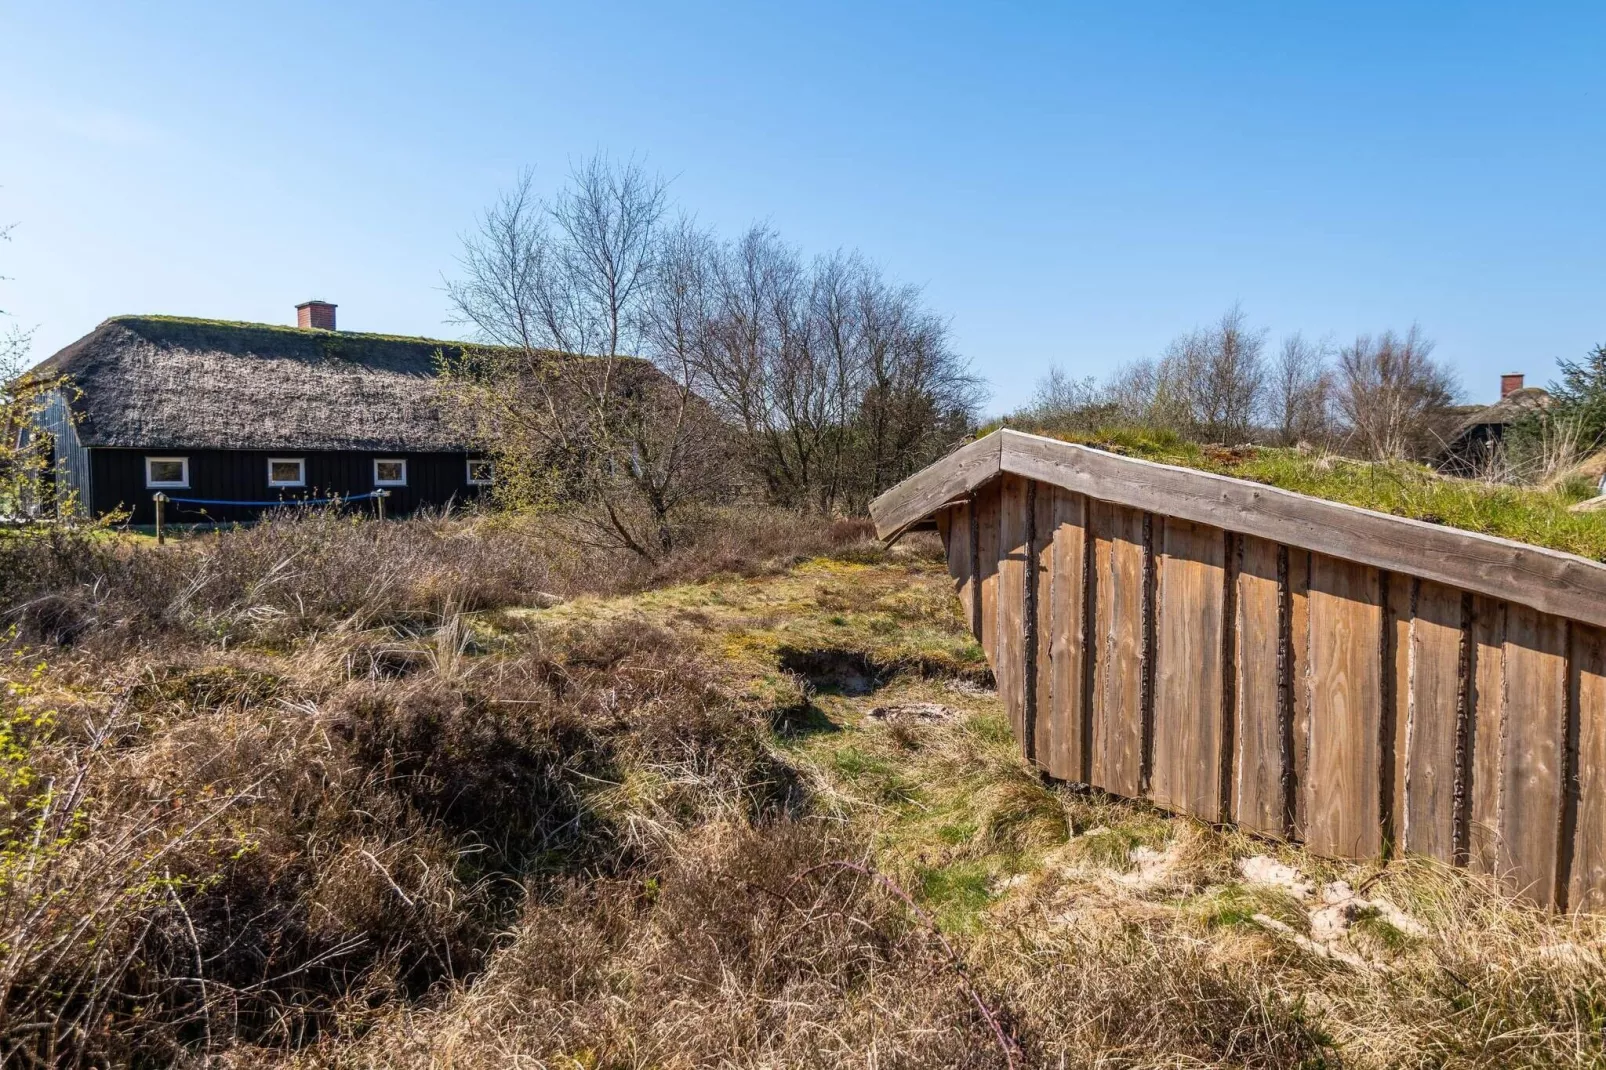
806,677,1606,1068
3,508,1605,1067
1,615,802,1066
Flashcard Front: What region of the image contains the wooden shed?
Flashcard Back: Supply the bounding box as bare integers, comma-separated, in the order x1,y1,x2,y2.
871,429,1606,911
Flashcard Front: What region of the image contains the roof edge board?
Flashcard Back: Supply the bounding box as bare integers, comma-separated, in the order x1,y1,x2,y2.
868,431,1003,539
994,428,1606,629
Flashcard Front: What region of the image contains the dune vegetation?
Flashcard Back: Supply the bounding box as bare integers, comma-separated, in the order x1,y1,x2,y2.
2,507,1605,1068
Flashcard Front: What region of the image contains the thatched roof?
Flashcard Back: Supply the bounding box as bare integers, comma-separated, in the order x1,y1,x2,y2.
30,316,489,452
1449,386,1553,438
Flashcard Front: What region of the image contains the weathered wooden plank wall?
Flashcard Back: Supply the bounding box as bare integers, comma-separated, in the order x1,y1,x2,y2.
932,474,1604,911
1571,625,1606,911
1152,518,1228,822
998,475,1031,749
1396,579,1466,863
1090,501,1147,799
976,482,1002,665
1036,486,1086,781
1233,535,1285,837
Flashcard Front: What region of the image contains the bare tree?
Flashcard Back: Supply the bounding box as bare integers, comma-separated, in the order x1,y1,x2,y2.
685,229,981,513
1167,304,1268,441
1012,365,1116,434
1101,357,1185,429
1030,366,1099,415
1097,305,1267,439
1269,332,1333,446
443,157,731,557
1334,325,1458,460
446,160,981,527
846,270,980,511
693,225,812,503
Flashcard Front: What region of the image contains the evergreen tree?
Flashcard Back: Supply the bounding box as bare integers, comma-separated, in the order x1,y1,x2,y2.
1549,342,1606,450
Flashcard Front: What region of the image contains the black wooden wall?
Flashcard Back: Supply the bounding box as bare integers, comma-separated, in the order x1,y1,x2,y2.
89,449,489,525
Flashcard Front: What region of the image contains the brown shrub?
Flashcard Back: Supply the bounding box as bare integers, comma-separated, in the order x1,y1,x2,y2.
0,506,907,654
323,821,1013,1069
0,505,961,1066
0,616,797,1067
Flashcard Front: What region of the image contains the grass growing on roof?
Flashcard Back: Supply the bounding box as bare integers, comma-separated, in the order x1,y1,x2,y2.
1011,425,1606,561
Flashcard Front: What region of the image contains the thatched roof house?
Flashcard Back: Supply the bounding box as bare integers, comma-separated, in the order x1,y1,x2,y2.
1435,372,1552,477
29,302,498,524
33,312,470,453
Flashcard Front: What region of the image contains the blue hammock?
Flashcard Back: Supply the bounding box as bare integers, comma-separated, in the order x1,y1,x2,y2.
161,492,383,508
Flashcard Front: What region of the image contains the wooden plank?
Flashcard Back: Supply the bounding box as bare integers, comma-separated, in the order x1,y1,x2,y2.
1290,548,1311,840
1024,482,1045,768
1386,574,1411,852
1569,624,1606,912
1030,485,1052,772
1467,596,1506,875
1090,500,1146,798
1305,554,1384,858
998,474,1030,750
1497,605,1568,906
869,433,1002,539
997,429,1606,630
1234,535,1284,837
1036,486,1086,781
1152,517,1227,821
976,480,1001,666
1400,579,1466,863
943,502,976,642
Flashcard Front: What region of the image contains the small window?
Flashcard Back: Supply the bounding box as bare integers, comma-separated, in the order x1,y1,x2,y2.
145,456,190,488
466,459,495,486
374,458,408,487
267,458,306,488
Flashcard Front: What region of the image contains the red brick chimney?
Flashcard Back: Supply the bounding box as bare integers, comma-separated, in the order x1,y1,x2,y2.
296,299,337,330
1500,373,1524,398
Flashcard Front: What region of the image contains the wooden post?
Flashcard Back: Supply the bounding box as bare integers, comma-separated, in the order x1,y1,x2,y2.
375,489,388,522
153,492,167,545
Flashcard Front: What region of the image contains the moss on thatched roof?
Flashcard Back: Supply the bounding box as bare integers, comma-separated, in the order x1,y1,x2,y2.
30,316,499,452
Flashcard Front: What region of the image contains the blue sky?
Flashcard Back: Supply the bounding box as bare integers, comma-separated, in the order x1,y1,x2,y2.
3,2,1602,411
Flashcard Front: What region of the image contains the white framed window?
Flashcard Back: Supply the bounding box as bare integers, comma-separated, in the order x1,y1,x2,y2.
374,458,408,487
466,458,495,486
145,456,190,489
267,457,306,488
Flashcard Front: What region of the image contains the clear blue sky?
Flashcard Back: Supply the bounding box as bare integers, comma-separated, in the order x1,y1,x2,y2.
4,2,1602,411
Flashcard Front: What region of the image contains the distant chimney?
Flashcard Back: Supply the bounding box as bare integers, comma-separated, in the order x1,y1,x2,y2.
1500,373,1524,398
296,300,337,330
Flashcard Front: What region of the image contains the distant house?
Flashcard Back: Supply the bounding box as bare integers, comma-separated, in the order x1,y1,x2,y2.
1435,373,1552,477
27,301,496,524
